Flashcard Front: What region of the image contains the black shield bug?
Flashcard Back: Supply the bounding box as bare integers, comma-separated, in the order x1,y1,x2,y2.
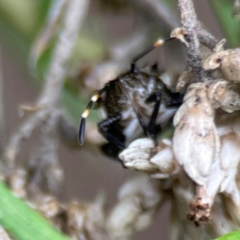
78,37,183,159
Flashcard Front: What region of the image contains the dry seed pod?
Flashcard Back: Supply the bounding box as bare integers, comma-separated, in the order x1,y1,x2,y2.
119,138,180,177
66,199,108,240
170,28,189,47
173,82,220,185
207,80,240,113
7,168,27,199
107,175,162,240
117,113,240,229
176,71,194,92
119,138,159,172
37,195,63,219
203,39,240,82
187,114,240,224
149,139,181,179
36,195,66,230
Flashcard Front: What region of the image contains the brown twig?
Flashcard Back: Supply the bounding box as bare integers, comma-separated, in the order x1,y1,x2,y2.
178,0,202,76
196,26,218,50
4,0,89,171
29,0,68,68
38,0,89,107
177,0,218,85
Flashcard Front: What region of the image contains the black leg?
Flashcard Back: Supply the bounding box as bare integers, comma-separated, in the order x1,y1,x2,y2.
98,114,125,151
167,92,184,107
151,63,158,73
164,88,184,107
101,143,127,168
145,92,162,145
101,143,121,159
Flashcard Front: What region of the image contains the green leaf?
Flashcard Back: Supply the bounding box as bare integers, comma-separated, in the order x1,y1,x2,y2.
0,181,70,240
0,0,37,37
214,230,240,240
210,0,240,47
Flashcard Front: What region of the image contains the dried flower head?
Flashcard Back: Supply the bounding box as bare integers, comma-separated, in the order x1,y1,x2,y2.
203,39,240,83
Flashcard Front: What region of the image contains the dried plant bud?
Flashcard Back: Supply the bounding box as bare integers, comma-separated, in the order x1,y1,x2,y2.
187,196,211,224
46,163,64,195
208,80,240,113
176,71,194,92
203,40,240,83
7,168,27,199
173,83,220,185
119,138,180,177
37,195,64,219
107,175,162,240
66,199,108,240
213,39,226,52
119,138,159,172
150,139,181,179
184,114,240,225
171,28,189,47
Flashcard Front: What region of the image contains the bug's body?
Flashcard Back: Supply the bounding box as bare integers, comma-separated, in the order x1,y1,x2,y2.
100,71,179,147
79,37,183,158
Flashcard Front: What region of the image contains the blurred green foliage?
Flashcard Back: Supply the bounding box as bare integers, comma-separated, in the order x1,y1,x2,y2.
0,0,105,124
210,0,240,47
0,0,50,55
214,230,240,240
0,181,70,240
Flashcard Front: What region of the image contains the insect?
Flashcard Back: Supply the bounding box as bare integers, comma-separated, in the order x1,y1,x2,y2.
78,37,183,159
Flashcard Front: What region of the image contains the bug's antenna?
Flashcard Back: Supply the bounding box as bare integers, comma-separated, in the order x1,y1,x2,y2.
131,37,175,72
79,88,107,145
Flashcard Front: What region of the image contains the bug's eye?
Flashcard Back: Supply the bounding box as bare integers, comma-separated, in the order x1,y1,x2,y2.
216,58,222,63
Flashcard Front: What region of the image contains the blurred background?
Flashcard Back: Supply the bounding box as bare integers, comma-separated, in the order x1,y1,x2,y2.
0,0,239,239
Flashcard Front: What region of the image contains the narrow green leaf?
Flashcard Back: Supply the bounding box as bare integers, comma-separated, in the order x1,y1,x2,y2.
214,230,240,240
210,0,240,47
0,181,70,240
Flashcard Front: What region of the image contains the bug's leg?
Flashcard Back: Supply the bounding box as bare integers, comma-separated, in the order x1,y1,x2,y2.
78,87,107,145
101,142,127,168
168,92,184,107
145,92,162,145
165,90,184,107
130,37,175,73
101,143,121,159
151,63,158,72
101,121,126,159
98,114,125,150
